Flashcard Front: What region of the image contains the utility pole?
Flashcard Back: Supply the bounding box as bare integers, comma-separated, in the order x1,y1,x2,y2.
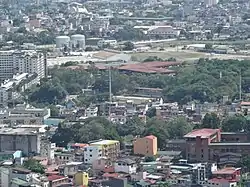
108,66,112,118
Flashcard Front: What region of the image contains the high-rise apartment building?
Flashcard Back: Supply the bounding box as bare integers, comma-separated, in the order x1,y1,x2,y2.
0,50,46,82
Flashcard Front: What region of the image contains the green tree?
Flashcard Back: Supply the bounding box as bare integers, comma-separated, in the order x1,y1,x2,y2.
222,114,247,132
236,154,250,172
123,41,134,50
114,26,147,41
29,81,67,104
145,156,156,162
51,117,121,146
167,117,194,139
116,117,145,136
146,107,156,118
143,56,163,62
49,105,60,117
201,113,221,129
61,61,78,67
23,159,45,174
205,43,213,50
85,46,94,51
144,117,170,149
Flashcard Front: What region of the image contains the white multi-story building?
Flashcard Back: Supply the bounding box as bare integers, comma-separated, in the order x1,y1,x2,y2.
0,50,46,81
85,105,98,117
84,145,102,164
0,103,50,125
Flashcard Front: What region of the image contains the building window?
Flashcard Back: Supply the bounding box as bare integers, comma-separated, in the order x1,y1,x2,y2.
90,155,92,157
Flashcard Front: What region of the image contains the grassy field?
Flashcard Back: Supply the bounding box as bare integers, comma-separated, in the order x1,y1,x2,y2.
131,51,206,61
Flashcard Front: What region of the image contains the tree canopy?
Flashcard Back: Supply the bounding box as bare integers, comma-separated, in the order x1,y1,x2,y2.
23,159,45,174
27,59,250,106
51,116,193,149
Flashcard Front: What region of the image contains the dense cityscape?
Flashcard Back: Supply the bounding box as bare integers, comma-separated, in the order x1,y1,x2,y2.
0,0,250,186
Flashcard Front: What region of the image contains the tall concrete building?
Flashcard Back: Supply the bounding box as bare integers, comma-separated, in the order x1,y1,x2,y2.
0,125,47,155
0,50,46,82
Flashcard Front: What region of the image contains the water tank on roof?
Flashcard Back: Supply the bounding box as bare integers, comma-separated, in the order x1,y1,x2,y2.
56,36,70,49
71,34,86,49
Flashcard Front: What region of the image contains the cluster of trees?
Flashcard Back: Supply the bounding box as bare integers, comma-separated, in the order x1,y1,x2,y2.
23,159,45,174
198,112,250,132
27,59,250,106
51,112,250,150
114,26,148,41
4,30,56,45
51,116,193,149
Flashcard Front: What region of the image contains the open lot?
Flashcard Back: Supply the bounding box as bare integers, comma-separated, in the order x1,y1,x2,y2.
132,50,250,62
131,51,207,61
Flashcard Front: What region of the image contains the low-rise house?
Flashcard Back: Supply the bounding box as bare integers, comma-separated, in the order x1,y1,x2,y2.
114,158,137,174
47,175,69,187
74,171,89,187
92,157,112,172
85,105,98,117
58,162,85,177
54,152,75,164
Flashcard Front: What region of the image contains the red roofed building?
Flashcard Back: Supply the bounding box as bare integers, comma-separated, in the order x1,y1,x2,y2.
207,178,237,187
212,167,241,181
47,175,69,187
184,128,221,162
133,135,158,156
184,128,250,165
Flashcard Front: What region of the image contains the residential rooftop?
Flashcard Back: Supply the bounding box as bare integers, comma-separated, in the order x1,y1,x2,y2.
0,126,43,135
212,167,241,175
90,140,119,145
209,142,250,146
184,128,220,138
145,135,157,140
